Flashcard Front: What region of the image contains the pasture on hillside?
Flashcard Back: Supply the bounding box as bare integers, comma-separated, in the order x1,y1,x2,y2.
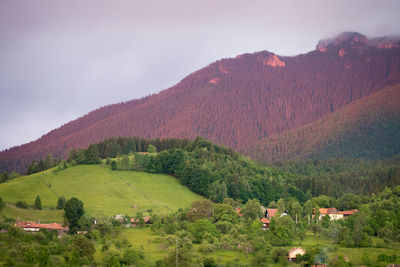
0,164,202,220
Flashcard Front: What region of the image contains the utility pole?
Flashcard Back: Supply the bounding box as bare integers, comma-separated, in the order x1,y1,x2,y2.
176,238,178,267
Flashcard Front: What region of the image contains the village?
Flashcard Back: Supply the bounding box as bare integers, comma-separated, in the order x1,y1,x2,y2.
12,205,360,265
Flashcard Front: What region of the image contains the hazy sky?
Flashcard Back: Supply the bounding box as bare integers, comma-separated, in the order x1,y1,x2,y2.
1,0,400,151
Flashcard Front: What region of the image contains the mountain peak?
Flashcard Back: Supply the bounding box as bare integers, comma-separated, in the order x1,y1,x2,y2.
316,32,368,51
316,32,400,51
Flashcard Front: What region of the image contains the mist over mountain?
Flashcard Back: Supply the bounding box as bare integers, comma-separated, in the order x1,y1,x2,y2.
1,32,400,172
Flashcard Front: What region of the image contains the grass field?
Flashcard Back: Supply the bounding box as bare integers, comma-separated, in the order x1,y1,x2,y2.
0,164,202,220
2,204,64,223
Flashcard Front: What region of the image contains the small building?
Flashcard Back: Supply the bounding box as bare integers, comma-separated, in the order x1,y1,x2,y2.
288,247,306,262
318,208,359,220
265,208,278,219
235,206,243,217
260,217,270,230
130,216,152,227
15,221,65,237
338,209,359,217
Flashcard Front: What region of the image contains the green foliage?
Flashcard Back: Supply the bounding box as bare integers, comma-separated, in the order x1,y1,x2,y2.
85,144,101,164
0,196,5,212
208,180,227,203
186,199,214,222
16,200,28,209
270,247,289,264
117,155,131,170
213,203,238,224
34,195,42,210
27,155,59,175
269,215,296,246
242,199,263,220
147,144,157,153
321,215,331,228
57,196,66,209
0,172,16,183
64,197,84,233
111,160,117,170
188,218,218,243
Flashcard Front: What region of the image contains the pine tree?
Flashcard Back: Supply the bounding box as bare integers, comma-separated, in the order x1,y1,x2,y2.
57,196,66,209
34,195,42,210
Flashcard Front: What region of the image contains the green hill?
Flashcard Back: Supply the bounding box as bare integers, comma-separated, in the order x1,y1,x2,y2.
0,164,202,221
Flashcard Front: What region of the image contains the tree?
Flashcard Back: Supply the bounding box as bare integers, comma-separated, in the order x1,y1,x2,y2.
0,196,5,212
111,160,117,170
118,155,131,170
321,215,331,228
1,172,10,183
242,199,263,220
269,215,296,246
185,199,214,222
34,195,42,210
277,198,285,214
291,201,302,224
303,200,313,226
187,218,218,243
64,197,84,233
57,196,66,209
147,144,156,153
85,145,101,164
208,180,227,203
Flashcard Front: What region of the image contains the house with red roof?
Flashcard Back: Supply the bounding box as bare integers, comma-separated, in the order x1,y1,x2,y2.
260,217,270,230
317,208,359,220
265,208,278,219
15,221,66,237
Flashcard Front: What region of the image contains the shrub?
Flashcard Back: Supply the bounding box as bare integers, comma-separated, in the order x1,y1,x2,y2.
16,201,28,209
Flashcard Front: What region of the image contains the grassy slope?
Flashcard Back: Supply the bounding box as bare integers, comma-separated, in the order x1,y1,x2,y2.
242,84,400,162
0,164,202,221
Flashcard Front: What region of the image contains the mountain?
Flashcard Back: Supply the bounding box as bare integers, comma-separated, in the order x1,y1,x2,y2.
241,84,400,162
1,32,400,172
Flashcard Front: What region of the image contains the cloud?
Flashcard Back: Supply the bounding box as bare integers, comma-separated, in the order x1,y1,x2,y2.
1,0,400,150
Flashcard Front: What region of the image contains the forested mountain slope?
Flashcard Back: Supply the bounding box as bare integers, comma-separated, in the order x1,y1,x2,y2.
242,84,400,162
1,32,400,172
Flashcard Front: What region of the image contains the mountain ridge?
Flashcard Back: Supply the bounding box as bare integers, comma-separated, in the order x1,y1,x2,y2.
1,32,400,172
241,84,400,162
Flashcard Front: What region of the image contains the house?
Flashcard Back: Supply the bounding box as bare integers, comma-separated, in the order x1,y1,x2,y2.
338,209,359,217
15,221,65,237
319,208,343,220
318,208,359,220
265,208,278,219
260,217,270,230
113,214,125,222
235,206,243,217
288,247,306,262
130,216,152,227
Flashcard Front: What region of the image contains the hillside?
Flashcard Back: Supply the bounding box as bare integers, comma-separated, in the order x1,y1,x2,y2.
1,32,400,172
0,164,202,221
242,84,400,162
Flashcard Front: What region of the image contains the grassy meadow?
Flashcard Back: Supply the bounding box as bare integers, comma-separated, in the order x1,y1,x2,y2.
0,163,202,220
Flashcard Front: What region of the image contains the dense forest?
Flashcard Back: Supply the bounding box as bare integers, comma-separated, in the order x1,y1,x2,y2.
2,32,400,173
243,84,400,162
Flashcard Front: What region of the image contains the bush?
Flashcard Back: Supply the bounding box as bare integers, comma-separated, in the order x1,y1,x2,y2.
16,201,28,209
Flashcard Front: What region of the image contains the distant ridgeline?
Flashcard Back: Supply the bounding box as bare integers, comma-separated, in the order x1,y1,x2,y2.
11,136,398,207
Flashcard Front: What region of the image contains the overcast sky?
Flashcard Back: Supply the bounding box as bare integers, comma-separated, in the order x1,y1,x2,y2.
1,0,399,151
